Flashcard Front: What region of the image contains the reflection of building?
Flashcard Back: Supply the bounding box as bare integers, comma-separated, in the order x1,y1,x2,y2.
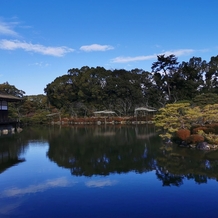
0,154,25,174
0,147,25,174
0,93,22,135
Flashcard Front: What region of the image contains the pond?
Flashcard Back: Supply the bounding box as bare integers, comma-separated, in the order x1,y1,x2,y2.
1,125,218,217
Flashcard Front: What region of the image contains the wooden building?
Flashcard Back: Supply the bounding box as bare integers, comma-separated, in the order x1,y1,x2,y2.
0,93,22,134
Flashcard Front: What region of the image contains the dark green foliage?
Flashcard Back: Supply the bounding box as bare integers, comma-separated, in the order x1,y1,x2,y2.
0,82,25,97
45,67,149,116
43,54,218,115
192,93,218,107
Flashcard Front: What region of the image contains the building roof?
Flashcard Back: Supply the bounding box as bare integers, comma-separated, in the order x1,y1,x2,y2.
135,107,157,112
93,110,116,114
0,93,22,102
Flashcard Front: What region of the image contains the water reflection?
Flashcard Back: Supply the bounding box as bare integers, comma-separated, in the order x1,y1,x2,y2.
0,126,51,174
2,125,218,187
0,135,26,174
1,177,73,197
156,144,218,185
46,125,218,186
47,125,159,177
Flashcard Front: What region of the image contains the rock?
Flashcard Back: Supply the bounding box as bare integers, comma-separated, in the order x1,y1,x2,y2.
196,142,210,150
179,141,190,147
189,144,196,149
209,144,218,149
163,138,173,145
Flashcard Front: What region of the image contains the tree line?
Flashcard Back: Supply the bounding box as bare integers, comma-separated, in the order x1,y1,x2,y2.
44,54,218,116
1,54,218,122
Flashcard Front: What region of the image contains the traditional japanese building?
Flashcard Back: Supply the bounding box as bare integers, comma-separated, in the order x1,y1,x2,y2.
0,93,22,134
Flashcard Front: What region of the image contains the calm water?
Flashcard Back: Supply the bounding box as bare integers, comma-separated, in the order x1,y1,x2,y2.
1,125,218,218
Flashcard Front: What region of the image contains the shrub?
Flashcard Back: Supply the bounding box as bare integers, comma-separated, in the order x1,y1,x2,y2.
186,134,204,144
192,126,215,134
176,129,190,140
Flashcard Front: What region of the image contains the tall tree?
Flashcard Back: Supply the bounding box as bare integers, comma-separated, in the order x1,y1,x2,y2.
203,55,218,93
178,57,205,100
151,54,179,103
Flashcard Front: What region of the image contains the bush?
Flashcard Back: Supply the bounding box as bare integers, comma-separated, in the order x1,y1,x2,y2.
176,129,190,140
186,134,204,144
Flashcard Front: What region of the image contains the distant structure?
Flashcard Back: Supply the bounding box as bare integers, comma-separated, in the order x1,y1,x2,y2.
93,110,117,124
134,107,157,113
134,107,157,123
93,110,117,116
0,93,22,135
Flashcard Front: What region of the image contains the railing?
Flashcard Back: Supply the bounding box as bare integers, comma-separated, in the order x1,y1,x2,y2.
0,118,19,124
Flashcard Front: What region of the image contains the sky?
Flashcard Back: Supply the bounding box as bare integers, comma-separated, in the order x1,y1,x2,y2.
1,0,218,95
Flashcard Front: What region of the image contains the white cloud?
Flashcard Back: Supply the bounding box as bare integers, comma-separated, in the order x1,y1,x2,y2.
80,44,114,52
85,179,118,188
112,55,156,63
0,21,18,36
0,39,74,57
111,49,195,63
1,177,75,197
162,49,194,57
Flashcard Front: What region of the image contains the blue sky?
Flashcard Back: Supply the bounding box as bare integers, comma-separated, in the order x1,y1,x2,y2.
1,0,218,95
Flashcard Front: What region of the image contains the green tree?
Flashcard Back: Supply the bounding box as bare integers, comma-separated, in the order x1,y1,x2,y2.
203,55,218,93
154,103,191,139
177,57,205,100
0,82,25,97
151,54,179,103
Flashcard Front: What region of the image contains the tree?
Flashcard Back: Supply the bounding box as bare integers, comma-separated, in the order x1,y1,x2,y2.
151,54,179,102
0,82,25,97
177,57,205,100
44,74,79,112
192,93,218,107
203,55,218,93
154,103,191,139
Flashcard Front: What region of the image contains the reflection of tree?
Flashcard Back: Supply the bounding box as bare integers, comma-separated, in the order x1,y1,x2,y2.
0,126,50,174
155,166,184,186
155,145,218,186
46,125,218,184
4,125,218,186
47,125,159,176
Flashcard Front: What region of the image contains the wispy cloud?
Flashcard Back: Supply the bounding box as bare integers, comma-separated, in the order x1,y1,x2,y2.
80,44,114,52
0,39,74,57
163,49,194,57
111,49,195,63
0,21,19,36
85,179,118,188
1,177,75,197
112,55,156,63
29,62,50,67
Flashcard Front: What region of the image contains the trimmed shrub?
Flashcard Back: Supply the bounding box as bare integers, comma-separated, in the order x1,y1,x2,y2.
176,129,190,141
186,134,204,144
192,126,215,134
